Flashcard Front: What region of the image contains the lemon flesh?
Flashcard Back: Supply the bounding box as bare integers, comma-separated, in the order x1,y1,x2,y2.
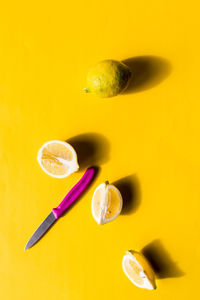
122,250,156,290
91,182,123,224
37,140,79,178
84,60,132,98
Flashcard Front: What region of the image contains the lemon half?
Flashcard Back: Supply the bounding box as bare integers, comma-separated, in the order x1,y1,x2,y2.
91,181,123,224
37,140,79,178
122,250,156,290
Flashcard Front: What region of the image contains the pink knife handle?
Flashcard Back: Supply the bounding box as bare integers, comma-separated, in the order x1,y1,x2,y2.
52,167,96,219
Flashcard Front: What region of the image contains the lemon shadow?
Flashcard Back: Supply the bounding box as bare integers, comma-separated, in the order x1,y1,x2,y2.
67,132,110,171
112,174,141,215
122,56,172,94
142,240,185,279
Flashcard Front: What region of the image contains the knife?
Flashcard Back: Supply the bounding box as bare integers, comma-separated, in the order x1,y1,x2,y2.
25,167,96,250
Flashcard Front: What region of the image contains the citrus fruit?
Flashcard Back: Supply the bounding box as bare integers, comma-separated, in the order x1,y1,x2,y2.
37,140,79,178
122,250,156,290
84,60,132,98
91,181,123,224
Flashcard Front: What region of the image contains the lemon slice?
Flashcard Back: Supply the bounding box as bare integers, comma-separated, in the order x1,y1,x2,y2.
91,181,123,224
37,140,79,178
122,250,156,290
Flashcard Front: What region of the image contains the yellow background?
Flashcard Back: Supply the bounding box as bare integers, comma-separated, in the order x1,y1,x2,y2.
0,1,200,299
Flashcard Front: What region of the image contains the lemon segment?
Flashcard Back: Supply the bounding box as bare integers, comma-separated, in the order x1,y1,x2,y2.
91,182,123,224
122,250,156,290
37,140,79,178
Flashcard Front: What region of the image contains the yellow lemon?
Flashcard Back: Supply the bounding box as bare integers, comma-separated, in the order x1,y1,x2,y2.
122,250,156,290
91,181,123,224
37,140,79,178
84,60,132,98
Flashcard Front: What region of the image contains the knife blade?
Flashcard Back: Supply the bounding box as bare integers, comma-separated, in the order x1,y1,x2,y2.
25,167,96,250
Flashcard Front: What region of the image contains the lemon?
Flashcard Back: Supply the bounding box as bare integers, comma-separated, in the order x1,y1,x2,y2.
37,140,79,178
84,60,132,98
122,250,156,290
91,181,123,224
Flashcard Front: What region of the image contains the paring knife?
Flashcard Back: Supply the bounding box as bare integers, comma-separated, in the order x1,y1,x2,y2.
25,167,96,250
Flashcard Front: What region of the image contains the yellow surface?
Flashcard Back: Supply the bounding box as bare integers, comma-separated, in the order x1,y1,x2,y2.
0,1,200,299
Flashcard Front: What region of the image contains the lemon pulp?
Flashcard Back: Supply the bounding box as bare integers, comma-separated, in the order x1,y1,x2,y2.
37,140,79,178
91,182,123,224
122,250,156,290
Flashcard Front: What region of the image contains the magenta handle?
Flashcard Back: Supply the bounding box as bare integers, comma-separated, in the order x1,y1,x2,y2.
52,167,95,219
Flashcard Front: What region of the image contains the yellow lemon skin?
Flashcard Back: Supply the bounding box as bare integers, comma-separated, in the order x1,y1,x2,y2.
84,60,132,98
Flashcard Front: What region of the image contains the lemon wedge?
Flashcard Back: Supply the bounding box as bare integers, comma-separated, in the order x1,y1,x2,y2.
91,181,123,224
122,250,156,290
37,140,79,178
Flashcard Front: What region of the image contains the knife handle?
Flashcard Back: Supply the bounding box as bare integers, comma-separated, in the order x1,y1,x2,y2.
52,167,96,219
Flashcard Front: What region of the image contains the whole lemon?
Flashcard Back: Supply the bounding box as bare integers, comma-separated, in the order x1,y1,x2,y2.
84,60,132,98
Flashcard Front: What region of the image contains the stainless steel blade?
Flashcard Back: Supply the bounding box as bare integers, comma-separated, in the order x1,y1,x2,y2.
24,212,56,250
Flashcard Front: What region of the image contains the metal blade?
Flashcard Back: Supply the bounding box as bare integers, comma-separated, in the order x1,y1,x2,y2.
25,212,56,250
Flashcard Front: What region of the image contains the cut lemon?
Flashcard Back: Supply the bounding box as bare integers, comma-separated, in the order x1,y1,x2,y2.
37,140,79,178
91,181,123,224
122,250,156,290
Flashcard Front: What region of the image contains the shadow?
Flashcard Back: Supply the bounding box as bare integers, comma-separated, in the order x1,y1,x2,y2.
67,133,110,171
113,175,141,215
62,166,101,216
142,240,185,278
122,56,172,94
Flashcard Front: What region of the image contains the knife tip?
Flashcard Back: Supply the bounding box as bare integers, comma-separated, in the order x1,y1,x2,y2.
24,243,30,250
